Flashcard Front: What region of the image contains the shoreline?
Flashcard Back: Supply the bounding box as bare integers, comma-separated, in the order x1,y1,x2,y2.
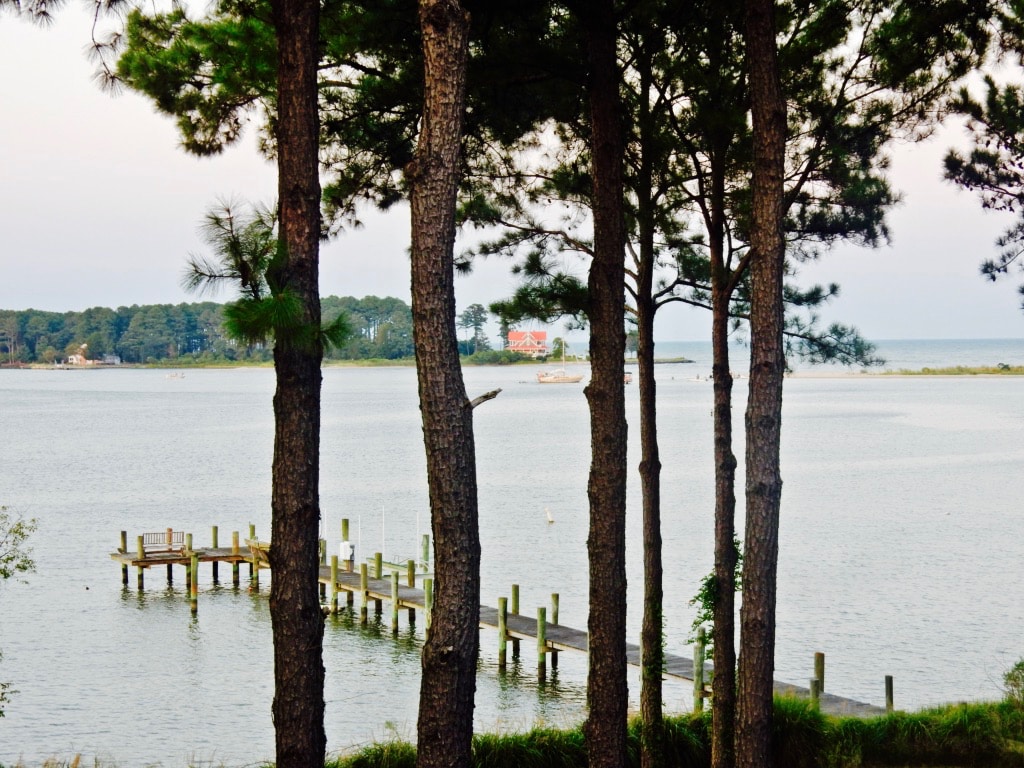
5,362,1024,377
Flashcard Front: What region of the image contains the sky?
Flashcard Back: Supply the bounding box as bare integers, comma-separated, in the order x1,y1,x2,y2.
2,8,1023,342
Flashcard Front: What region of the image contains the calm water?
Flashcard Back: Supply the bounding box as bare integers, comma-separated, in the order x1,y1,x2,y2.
1,339,1023,766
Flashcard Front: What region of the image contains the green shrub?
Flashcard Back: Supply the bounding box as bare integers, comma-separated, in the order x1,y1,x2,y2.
1006,659,1024,708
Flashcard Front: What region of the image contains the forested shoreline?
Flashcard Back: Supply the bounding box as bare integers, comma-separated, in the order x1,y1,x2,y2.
0,296,439,364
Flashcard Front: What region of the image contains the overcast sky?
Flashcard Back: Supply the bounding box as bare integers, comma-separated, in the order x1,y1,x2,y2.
3,8,1023,342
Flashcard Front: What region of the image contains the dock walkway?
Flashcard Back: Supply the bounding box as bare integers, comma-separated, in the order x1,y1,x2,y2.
111,528,885,718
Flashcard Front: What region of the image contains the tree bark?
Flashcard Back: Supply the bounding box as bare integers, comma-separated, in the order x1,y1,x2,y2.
635,36,665,768
266,0,326,766
409,3,479,768
737,0,787,767
710,152,738,768
580,2,629,767
710,274,738,768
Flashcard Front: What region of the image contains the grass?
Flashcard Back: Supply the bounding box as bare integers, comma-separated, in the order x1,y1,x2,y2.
888,365,1024,375
10,699,1024,768
329,698,1024,768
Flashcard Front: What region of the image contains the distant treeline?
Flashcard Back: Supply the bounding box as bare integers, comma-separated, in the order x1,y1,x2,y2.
0,296,421,364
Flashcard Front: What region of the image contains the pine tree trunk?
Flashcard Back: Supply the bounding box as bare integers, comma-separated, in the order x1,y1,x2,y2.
737,0,787,766
409,4,479,768
580,2,629,767
267,0,326,766
710,281,737,768
635,42,665,768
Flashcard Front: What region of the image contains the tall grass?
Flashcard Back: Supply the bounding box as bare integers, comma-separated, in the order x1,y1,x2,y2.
13,698,1024,768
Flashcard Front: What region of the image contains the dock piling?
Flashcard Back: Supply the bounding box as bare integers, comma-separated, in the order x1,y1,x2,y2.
120,531,128,585
511,584,521,658
498,596,508,670
190,551,199,613
211,526,219,583
330,555,339,613
815,651,825,692
317,540,325,602
185,533,193,591
551,593,559,669
249,524,259,589
373,553,382,614
341,518,353,573
810,678,821,709
885,675,894,713
231,530,240,586
391,571,399,633
406,560,416,624
537,606,547,679
136,535,145,590
360,563,369,624
424,578,433,630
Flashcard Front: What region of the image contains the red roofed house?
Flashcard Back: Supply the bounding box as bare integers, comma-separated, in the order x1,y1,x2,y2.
507,330,548,358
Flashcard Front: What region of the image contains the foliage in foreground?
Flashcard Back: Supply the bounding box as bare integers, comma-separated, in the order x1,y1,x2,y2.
1,505,36,718
7,697,1024,768
328,698,1024,768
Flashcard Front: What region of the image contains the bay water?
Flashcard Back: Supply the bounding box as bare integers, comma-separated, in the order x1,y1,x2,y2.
1,339,1023,766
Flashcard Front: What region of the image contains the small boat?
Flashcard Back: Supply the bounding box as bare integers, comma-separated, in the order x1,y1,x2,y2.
537,369,584,384
624,371,633,384
537,340,584,383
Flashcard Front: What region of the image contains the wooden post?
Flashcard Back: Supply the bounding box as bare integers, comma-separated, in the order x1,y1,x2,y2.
136,535,145,590
248,523,256,582
885,675,894,713
551,593,559,669
373,553,383,614
330,555,339,614
166,527,174,548
184,532,193,590
319,538,327,600
119,530,128,586
814,651,825,693
421,533,430,571
360,563,369,624
190,551,199,614
498,596,508,670
810,678,820,709
511,584,521,658
250,530,259,589
694,627,706,712
211,526,219,583
406,559,416,624
537,606,547,679
341,518,353,573
231,530,240,587
391,571,399,633
424,578,433,630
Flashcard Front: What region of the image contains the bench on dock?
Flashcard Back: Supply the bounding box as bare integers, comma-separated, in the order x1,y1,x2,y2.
142,529,186,554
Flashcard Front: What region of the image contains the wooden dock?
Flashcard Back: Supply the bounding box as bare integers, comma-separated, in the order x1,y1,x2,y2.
111,525,887,718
